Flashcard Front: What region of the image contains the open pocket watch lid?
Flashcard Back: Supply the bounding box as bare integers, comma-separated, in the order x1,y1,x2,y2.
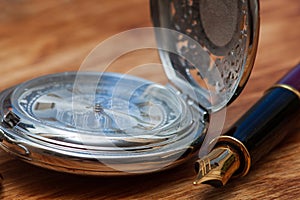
151,0,260,112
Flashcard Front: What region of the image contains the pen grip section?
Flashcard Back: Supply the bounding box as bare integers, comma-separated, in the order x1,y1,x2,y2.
226,87,300,164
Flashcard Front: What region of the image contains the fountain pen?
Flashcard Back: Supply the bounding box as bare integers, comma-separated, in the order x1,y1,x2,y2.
194,63,300,187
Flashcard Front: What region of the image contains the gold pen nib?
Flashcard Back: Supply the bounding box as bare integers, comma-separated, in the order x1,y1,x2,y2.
193,157,214,185
193,147,240,187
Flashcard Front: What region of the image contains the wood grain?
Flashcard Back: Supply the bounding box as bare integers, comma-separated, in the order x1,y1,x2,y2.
0,0,299,199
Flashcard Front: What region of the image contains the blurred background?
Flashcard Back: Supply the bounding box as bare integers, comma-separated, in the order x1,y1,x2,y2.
0,0,165,90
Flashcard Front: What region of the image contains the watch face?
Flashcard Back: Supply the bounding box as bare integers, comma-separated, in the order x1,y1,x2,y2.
10,73,192,139
0,72,204,175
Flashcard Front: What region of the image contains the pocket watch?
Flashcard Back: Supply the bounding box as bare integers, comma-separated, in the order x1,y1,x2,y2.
0,0,259,175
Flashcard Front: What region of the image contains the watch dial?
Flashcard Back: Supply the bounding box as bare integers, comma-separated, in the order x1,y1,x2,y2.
12,73,191,137
0,72,204,175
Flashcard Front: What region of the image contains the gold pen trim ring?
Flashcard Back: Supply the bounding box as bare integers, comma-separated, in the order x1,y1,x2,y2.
214,136,252,178
270,84,300,99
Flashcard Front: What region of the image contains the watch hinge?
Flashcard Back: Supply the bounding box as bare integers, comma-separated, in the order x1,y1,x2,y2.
3,111,21,128
168,84,209,123
0,111,31,159
182,94,209,123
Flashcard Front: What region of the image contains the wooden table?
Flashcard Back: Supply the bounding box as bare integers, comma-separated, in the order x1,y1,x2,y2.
0,0,299,199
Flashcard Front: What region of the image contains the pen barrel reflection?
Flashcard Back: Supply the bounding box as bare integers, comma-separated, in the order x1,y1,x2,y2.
226,86,300,165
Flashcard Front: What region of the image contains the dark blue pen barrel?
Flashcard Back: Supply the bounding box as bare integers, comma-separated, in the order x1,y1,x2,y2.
225,87,300,164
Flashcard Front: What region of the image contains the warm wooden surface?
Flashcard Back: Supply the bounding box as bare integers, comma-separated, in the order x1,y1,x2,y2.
0,0,299,199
